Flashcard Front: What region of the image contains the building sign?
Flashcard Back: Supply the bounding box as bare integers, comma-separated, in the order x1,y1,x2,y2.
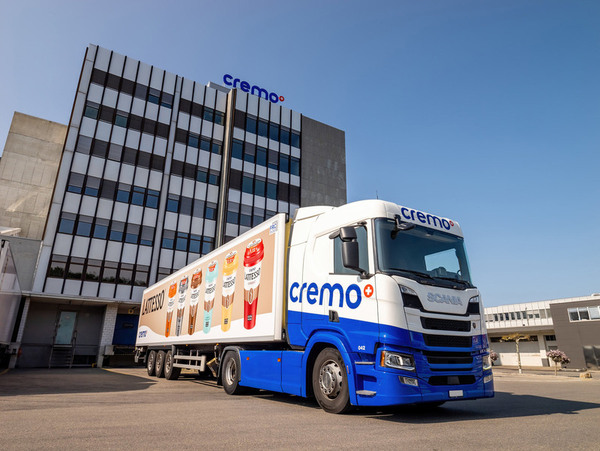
223,74,284,103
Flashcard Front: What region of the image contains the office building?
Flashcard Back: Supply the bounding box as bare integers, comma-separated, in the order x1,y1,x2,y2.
5,45,346,368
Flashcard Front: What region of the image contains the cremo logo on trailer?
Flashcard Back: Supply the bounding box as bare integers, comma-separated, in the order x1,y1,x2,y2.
223,74,284,103
289,282,362,309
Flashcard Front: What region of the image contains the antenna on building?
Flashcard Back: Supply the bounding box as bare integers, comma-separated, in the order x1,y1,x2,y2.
376,190,379,200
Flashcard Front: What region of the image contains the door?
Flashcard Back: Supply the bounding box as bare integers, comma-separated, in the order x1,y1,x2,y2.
55,311,77,345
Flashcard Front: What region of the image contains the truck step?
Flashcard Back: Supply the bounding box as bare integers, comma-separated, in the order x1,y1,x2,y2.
356,390,376,397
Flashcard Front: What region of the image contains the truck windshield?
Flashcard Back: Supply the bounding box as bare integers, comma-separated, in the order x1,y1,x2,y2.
374,218,474,288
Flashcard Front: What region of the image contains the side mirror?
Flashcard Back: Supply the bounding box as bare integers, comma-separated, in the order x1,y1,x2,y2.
339,227,367,277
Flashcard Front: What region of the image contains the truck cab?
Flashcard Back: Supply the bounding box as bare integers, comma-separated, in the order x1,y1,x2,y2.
285,200,494,412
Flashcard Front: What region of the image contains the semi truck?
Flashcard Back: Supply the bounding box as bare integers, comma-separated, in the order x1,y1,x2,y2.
135,200,494,413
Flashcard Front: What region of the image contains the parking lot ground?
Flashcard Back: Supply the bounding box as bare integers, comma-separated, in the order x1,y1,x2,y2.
1,367,599,450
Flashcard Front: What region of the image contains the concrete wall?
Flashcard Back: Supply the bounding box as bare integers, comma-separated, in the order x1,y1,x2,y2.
300,116,346,207
551,299,600,369
0,112,66,239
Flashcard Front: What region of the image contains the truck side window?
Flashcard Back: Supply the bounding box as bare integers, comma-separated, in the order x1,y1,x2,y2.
333,226,368,275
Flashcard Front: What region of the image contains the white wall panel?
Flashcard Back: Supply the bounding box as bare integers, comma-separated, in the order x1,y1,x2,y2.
88,156,105,178
111,125,126,145
207,185,219,202
216,91,227,112
63,280,81,296
178,214,190,231
63,193,81,213
198,150,210,167
173,251,187,270
125,130,141,148
148,171,162,190
89,238,106,258
235,91,247,110
95,121,112,141
108,52,125,75
134,167,149,186
159,250,173,268
280,144,290,156
86,44,98,63
194,182,207,199
99,283,115,299
82,282,99,297
115,285,131,301
243,161,255,175
230,158,242,171
105,241,122,261
96,199,113,219
204,220,216,236
122,244,137,263
150,68,164,90
292,111,301,131
164,212,177,229
226,224,237,237
280,173,290,184
267,168,278,181
71,152,89,173
190,116,201,133
79,117,96,138
137,246,152,264
105,161,121,181
204,88,216,108
233,127,244,140
185,146,198,165
291,146,301,159
119,163,135,183
54,234,73,255
290,175,300,186
145,102,158,120
254,196,265,209
270,104,281,123
228,189,241,203
131,98,145,116
193,84,205,104
182,179,195,197
247,93,259,116
154,137,167,156
71,92,86,128
213,124,224,142
80,196,97,215
123,57,138,81
44,278,62,295
258,98,270,120
173,142,186,161
210,155,221,171
143,208,157,226
257,136,268,148
164,71,177,94
181,78,194,100
266,199,277,211
168,176,182,194
158,106,171,124
103,88,118,108
113,202,128,221
129,205,143,224
255,165,266,178
117,94,132,112
71,237,90,258
137,62,151,85
178,111,190,130
280,106,291,128
94,47,111,71
191,218,204,233
87,84,103,104
241,193,253,205
79,61,93,96
140,133,154,152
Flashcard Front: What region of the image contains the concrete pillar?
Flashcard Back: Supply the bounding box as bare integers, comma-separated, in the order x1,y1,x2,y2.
9,297,30,369
96,303,118,368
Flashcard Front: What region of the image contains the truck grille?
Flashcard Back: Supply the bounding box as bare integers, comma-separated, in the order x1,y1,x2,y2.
421,317,470,332
423,334,472,348
428,375,476,386
424,351,473,365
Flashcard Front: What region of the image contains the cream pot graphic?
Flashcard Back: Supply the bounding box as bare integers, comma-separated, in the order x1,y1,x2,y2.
203,260,218,334
175,276,189,336
243,239,264,330
221,251,239,332
188,269,203,334
165,281,178,337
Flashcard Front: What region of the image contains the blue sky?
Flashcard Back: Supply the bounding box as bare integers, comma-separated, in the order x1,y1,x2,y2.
1,0,599,306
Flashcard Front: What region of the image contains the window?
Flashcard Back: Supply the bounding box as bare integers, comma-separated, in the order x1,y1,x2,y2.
590,306,600,320
148,88,161,105
268,150,278,170
166,194,179,213
266,182,277,200
279,154,290,173
91,140,108,158
203,108,214,123
197,169,208,183
202,237,214,255
102,261,118,283
258,120,268,138
291,131,300,148
85,259,102,281
122,147,137,165
116,184,131,203
180,197,193,216
115,112,128,128
280,128,290,145
146,189,160,208
58,213,76,234
67,173,85,194
544,335,557,342
93,219,109,239
256,147,267,167
131,186,145,206
333,225,369,275
246,116,257,134
205,202,217,220
84,102,99,119
193,200,205,218
48,255,67,278
254,179,266,197
109,221,125,242
161,93,173,109
108,143,123,162
244,143,256,163
189,234,202,254
76,216,93,237
76,136,93,154
118,263,134,285
100,180,116,200
211,142,222,155
208,172,220,186
242,176,253,194
125,224,140,244
200,138,210,152
269,123,279,141
84,176,101,197
134,265,150,286
188,133,199,148
232,139,244,160
162,230,175,249
66,257,85,280
214,111,225,125
176,232,188,252
290,157,300,176
140,226,154,246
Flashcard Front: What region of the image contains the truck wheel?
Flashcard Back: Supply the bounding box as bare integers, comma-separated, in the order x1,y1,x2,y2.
221,352,246,395
155,350,166,378
146,350,156,376
312,348,351,414
164,351,181,380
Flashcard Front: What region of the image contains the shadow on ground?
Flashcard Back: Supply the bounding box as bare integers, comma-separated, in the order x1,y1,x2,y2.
0,368,156,396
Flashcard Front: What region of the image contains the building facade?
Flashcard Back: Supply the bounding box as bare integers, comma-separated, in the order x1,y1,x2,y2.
484,294,600,370
9,45,346,368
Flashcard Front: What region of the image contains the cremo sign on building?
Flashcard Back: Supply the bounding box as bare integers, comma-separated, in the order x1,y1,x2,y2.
223,74,284,103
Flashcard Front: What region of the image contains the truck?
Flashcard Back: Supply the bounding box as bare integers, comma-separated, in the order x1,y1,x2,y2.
135,200,494,413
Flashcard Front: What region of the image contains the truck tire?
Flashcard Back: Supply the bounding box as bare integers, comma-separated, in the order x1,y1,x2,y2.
312,348,351,414
146,350,157,376
221,351,247,395
155,350,166,378
164,350,181,380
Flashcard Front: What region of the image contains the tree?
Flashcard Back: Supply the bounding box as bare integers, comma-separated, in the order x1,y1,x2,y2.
500,333,531,374
546,350,570,376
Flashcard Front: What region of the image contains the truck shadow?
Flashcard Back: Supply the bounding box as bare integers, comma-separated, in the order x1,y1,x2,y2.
0,368,156,396
248,390,600,420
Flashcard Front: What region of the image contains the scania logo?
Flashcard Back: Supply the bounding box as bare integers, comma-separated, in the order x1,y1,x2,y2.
427,293,463,306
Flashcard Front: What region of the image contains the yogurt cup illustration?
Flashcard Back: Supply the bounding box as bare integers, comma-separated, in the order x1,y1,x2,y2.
221,251,239,332
165,281,178,337
203,260,218,334
188,269,203,334
243,239,264,330
175,276,189,336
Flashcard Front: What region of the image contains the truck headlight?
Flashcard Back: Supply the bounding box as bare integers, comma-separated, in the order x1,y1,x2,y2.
381,351,415,371
467,295,480,314
482,354,492,371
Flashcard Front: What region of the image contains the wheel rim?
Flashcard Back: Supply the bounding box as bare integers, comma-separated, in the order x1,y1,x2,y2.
319,359,343,399
224,357,237,386
165,354,172,373
147,353,154,371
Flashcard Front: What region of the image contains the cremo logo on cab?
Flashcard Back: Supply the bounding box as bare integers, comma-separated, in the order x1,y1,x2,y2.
223,74,284,104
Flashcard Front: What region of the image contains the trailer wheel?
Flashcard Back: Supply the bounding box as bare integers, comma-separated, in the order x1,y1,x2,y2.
146,350,157,376
221,352,246,395
164,351,181,380
312,348,351,414
155,350,166,378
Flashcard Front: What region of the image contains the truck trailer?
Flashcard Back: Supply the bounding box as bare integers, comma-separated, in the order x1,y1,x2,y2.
135,200,494,413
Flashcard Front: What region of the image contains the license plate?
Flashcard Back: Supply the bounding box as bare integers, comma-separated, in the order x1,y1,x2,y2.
449,390,464,398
